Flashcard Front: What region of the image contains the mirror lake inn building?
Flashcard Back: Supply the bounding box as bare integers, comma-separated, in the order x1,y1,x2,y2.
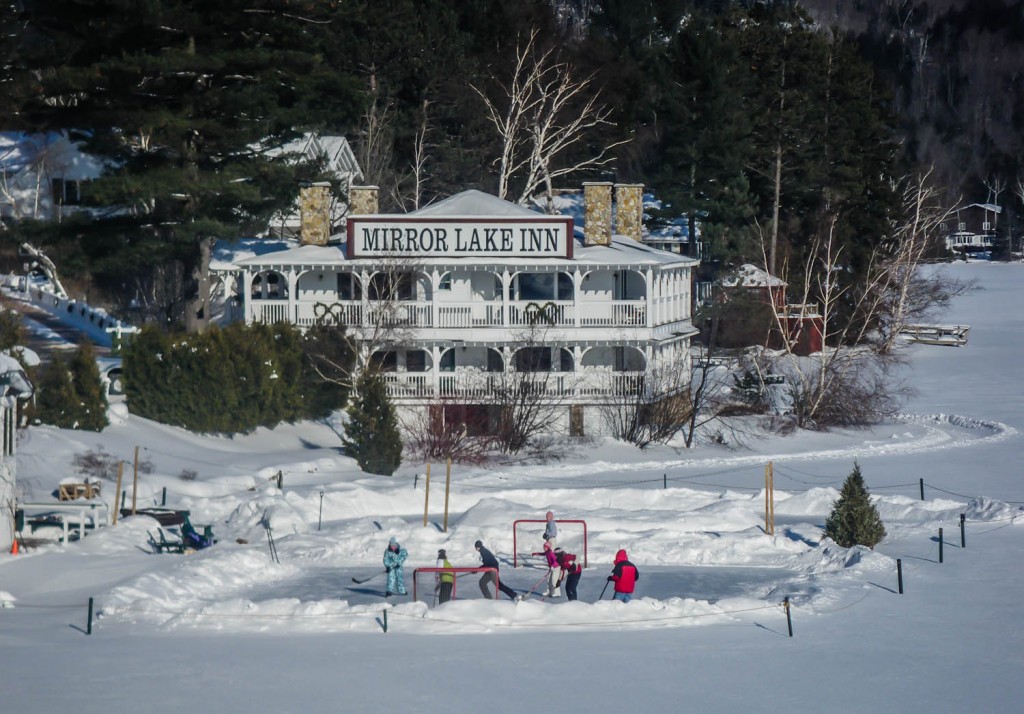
212,182,699,436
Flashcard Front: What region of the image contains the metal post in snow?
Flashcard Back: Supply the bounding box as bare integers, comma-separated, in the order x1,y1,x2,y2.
318,491,324,531
897,558,903,594
87,597,94,635
919,478,924,500
784,596,793,637
938,528,944,563
960,513,966,548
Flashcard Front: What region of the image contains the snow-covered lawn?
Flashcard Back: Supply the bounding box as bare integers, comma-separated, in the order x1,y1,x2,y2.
2,261,1022,713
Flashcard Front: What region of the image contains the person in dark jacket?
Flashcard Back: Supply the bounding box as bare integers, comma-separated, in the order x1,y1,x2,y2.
555,547,582,601
608,548,639,602
475,540,519,601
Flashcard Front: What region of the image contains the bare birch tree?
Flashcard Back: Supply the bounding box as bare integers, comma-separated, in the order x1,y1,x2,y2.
354,68,395,193
472,29,628,210
753,173,971,429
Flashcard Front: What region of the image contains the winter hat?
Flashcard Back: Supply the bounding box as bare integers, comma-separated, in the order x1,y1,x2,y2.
546,511,554,519
554,547,564,554
614,549,628,563
543,541,551,551
474,540,483,549
389,536,398,547
437,549,447,559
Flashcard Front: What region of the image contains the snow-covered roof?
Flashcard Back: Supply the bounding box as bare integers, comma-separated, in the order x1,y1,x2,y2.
218,189,698,271
411,189,541,218
962,203,1002,214
720,263,786,288
265,132,363,183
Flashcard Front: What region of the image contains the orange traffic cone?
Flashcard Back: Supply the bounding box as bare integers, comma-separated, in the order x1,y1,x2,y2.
10,539,18,555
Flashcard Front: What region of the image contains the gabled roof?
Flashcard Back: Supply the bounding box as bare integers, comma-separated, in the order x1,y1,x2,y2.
410,189,540,218
261,131,362,183
962,203,1001,214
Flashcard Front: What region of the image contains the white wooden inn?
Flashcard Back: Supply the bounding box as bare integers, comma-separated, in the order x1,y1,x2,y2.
212,182,699,435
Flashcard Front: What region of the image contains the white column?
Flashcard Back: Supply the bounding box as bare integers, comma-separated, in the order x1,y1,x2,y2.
287,270,299,323
241,272,254,324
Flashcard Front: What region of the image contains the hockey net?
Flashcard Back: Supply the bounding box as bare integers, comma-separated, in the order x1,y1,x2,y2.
512,519,588,569
412,567,505,605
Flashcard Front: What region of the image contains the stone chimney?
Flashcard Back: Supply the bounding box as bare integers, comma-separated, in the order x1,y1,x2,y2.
299,182,331,246
349,185,380,216
583,182,613,247
614,183,644,241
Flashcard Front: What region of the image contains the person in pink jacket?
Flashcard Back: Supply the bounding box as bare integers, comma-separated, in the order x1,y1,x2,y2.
543,541,561,597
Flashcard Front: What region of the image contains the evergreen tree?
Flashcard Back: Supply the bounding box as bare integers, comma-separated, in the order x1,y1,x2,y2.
824,462,887,549
68,341,109,432
34,354,78,429
342,372,402,476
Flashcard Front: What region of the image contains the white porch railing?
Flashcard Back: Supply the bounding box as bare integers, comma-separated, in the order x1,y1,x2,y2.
251,298,655,330
394,369,647,401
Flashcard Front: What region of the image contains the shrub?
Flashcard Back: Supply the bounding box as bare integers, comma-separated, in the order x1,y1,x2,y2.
824,462,887,548
121,322,353,433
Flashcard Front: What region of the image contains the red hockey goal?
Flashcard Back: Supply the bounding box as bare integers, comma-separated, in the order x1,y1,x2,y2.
512,519,588,568
412,567,500,605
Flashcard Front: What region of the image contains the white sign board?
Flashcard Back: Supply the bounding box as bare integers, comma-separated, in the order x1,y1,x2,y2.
347,217,574,258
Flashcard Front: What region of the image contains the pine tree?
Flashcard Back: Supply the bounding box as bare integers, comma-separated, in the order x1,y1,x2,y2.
342,372,402,476
824,462,887,549
68,341,109,432
35,354,78,429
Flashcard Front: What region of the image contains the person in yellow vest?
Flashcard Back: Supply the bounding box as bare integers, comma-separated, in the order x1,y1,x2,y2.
435,548,455,604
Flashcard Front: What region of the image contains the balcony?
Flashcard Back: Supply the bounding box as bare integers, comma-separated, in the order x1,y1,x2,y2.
381,368,648,402
250,298,651,330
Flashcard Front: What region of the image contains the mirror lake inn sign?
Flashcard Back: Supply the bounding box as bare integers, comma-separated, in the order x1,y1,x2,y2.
347,216,574,259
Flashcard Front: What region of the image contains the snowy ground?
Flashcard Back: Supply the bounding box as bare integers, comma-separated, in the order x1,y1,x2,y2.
2,261,1023,713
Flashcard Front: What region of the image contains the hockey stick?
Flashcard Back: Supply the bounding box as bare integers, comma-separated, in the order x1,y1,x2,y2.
520,571,551,600
352,570,385,584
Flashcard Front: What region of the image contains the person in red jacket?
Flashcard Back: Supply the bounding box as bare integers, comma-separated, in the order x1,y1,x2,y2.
607,548,639,602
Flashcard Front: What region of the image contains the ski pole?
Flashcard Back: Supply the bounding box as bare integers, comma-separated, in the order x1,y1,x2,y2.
599,579,611,600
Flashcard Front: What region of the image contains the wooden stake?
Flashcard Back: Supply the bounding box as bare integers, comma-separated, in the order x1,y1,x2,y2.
765,461,775,535
443,458,452,533
131,446,139,515
423,463,431,527
112,461,124,525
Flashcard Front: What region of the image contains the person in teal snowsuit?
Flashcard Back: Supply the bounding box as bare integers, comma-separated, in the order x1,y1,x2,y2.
384,536,408,597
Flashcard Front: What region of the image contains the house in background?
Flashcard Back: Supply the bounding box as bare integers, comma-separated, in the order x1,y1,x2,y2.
0,131,108,223
941,203,999,254
212,181,699,437
0,355,34,553
262,132,363,239
713,264,822,356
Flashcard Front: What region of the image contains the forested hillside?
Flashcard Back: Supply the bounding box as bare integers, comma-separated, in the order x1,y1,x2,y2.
1,1,1018,325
